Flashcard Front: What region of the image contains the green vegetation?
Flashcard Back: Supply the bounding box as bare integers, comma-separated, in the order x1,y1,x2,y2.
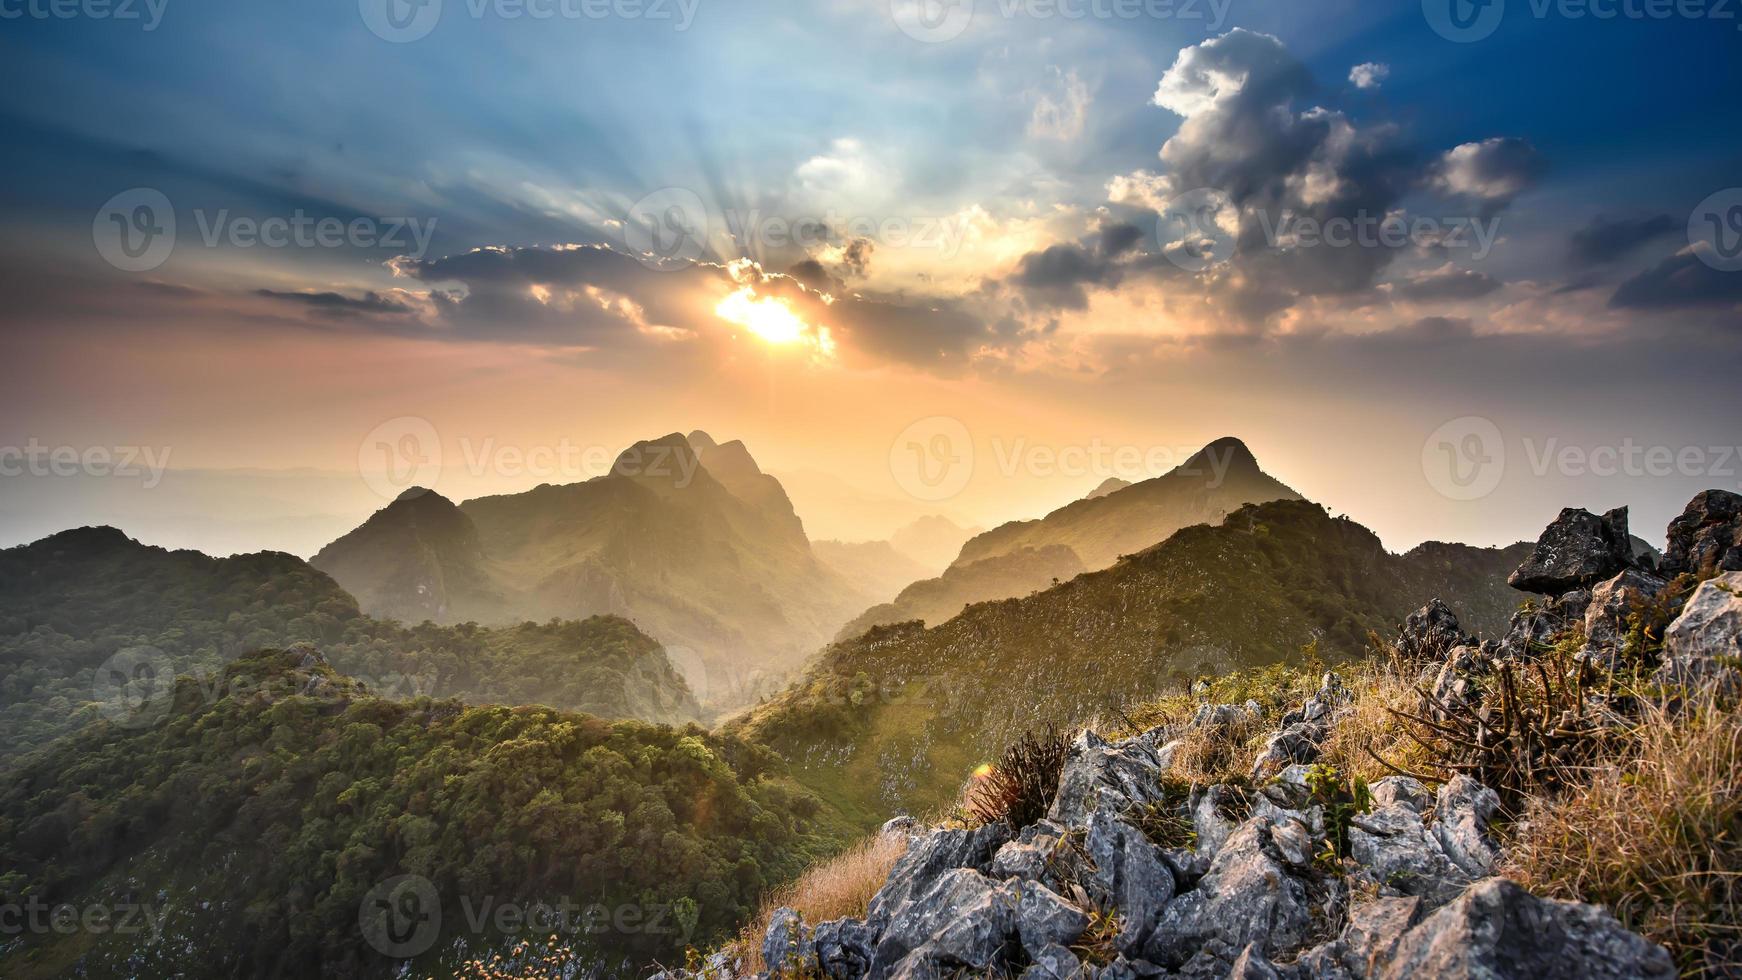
734,500,1526,827
0,649,847,979
0,526,701,756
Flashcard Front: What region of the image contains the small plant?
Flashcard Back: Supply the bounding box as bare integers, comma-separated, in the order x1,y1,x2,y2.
966,726,1071,828
1069,902,1123,967
1128,779,1199,850
1302,763,1372,866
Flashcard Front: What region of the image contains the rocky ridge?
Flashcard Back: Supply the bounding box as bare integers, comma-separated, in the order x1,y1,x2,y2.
674,491,1742,980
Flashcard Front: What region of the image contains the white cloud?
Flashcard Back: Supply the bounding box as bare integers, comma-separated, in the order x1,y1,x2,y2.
1029,69,1091,142
1349,62,1389,89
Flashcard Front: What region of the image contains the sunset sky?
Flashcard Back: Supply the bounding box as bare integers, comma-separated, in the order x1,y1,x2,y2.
2,0,1740,556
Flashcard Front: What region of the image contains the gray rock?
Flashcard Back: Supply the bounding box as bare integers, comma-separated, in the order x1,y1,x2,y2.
1508,507,1632,596
1250,722,1325,781
1381,878,1676,980
1050,728,1171,828
1653,571,1742,696
1145,816,1313,968
814,918,876,980
1019,943,1082,980
991,838,1062,886
880,815,921,839
1662,488,1742,575
871,869,1018,979
866,824,1010,928
763,907,817,978
1012,882,1090,954
1347,803,1471,909
1084,805,1175,954
1395,599,1474,662
1227,943,1283,979
1431,775,1501,879
1582,568,1667,668
1367,776,1431,814
1336,896,1421,979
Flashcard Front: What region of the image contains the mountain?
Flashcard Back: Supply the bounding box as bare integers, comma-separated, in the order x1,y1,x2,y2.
812,539,934,606
732,499,1530,826
0,527,702,754
0,647,844,979
952,437,1303,572
312,433,871,709
828,439,1301,646
887,515,983,574
1085,476,1133,499
772,468,979,544
834,544,1087,639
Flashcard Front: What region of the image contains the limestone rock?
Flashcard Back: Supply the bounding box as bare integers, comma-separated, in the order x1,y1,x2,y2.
1508,507,1632,596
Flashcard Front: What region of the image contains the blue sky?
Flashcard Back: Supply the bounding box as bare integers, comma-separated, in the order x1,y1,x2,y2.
2,0,1740,553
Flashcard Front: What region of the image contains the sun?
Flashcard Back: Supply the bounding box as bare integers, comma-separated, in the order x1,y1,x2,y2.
713,286,836,357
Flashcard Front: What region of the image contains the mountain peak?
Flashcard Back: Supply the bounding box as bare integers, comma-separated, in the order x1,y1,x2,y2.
1086,477,1132,500
1182,436,1259,475
686,429,719,452
394,486,445,504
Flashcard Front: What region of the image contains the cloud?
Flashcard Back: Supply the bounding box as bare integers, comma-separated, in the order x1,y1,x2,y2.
254,289,415,318
1389,264,1503,302
1429,138,1543,216
1106,170,1174,212
1002,220,1164,310
1609,246,1742,309
1349,62,1389,90
1029,69,1091,142
1568,213,1678,266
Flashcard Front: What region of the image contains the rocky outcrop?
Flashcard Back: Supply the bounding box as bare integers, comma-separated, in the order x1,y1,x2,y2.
1506,506,1633,596
696,658,1670,980
1662,488,1742,575
1653,571,1742,695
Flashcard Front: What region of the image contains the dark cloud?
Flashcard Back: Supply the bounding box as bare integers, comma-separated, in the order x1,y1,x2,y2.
254,289,413,318
1568,214,1678,266
1391,266,1503,302
1609,248,1742,310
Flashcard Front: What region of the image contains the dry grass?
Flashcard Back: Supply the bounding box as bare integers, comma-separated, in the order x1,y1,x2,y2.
1317,660,1437,786
719,831,910,975
1168,707,1270,785
1503,692,1742,977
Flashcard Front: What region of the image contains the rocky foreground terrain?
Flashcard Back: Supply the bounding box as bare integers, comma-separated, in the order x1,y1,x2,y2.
672,490,1742,980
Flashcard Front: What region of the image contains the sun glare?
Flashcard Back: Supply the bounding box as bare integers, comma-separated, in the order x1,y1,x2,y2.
714,287,836,357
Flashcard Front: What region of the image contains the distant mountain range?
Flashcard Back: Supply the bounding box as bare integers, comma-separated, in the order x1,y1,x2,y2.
311,432,873,709
734,497,1530,826
836,438,1300,637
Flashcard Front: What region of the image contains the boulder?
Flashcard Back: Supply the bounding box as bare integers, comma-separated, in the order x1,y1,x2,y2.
1581,568,1667,669
1336,896,1422,979
1144,816,1313,967
763,907,817,977
1380,878,1676,979
1662,489,1742,575
1018,943,1081,980
1012,882,1090,955
814,918,876,980
1507,507,1631,596
1653,571,1742,696
866,824,1010,928
1347,802,1473,909
1431,776,1501,879
870,869,1018,979
1395,600,1473,662
1048,729,1172,828
1367,776,1431,813
1083,805,1175,953
880,815,921,839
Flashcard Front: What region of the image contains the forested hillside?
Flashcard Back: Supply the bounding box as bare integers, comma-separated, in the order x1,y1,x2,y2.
0,527,701,755
0,648,845,979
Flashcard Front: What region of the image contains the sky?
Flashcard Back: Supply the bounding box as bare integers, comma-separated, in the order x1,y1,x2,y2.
2,0,1740,556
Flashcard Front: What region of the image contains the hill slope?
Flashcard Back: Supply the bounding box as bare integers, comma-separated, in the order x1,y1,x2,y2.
732,499,1529,826
0,528,702,754
834,544,1087,639
0,648,843,979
